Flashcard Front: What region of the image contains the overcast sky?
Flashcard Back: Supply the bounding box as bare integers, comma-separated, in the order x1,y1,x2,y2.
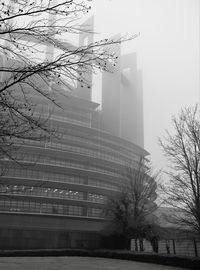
90,0,199,176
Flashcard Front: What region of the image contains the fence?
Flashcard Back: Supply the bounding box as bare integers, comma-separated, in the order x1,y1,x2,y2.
131,238,200,257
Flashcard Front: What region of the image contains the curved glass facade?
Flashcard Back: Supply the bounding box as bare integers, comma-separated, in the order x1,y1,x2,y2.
0,96,148,249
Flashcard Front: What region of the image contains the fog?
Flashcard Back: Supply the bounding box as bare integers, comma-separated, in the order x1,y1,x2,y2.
91,0,199,175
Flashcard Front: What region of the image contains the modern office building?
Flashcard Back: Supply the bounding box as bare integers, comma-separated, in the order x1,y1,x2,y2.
0,91,148,249
0,19,148,250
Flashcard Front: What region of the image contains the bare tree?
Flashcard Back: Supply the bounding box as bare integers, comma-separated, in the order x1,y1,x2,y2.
159,105,200,235
107,158,158,249
0,0,135,159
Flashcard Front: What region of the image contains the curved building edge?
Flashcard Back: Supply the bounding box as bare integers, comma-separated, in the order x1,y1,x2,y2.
0,94,149,249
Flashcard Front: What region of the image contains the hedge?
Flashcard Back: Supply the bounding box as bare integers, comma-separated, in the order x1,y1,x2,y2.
0,249,199,269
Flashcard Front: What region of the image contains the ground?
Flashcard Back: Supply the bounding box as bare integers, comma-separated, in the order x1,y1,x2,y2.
0,256,186,270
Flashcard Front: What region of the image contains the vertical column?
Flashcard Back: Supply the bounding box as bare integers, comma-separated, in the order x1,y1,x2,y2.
74,16,94,100
83,176,89,216
101,34,121,136
120,53,144,147
172,239,176,255
194,238,198,257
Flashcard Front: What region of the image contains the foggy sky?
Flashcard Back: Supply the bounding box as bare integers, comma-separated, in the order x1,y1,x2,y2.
91,0,199,176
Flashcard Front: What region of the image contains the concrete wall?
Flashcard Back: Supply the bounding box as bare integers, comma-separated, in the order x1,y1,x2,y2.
101,51,144,147
101,35,121,137
120,54,144,147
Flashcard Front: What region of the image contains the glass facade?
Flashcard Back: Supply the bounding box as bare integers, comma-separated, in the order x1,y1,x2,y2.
0,97,146,222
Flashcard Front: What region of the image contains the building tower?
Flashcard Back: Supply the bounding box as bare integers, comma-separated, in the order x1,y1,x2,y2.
101,41,144,148
0,17,148,250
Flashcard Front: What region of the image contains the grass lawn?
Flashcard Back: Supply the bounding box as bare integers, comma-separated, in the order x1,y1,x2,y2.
0,256,186,270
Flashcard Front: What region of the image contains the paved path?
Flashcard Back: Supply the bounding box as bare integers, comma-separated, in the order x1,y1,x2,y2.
0,256,187,270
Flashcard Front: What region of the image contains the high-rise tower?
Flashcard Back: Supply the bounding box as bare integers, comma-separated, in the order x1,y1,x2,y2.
101,42,144,148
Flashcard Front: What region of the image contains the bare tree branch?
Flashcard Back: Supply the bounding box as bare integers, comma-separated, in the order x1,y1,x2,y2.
107,158,158,247
0,0,135,162
159,105,200,235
